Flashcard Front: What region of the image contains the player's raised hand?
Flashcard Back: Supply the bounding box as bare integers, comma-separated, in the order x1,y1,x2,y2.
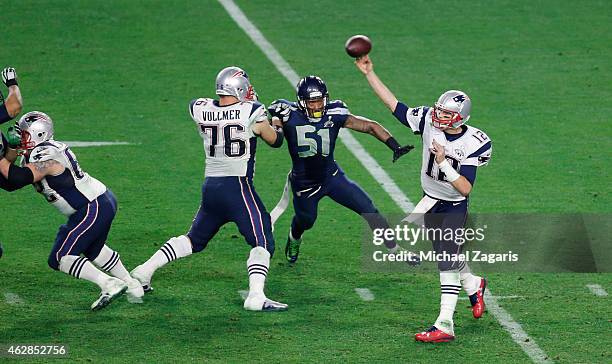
7,123,22,148
1,67,18,87
392,144,414,163
355,55,373,75
269,100,291,123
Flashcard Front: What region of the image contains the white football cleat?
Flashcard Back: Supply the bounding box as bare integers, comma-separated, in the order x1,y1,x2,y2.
244,294,288,312
125,277,145,303
130,265,153,293
91,277,127,311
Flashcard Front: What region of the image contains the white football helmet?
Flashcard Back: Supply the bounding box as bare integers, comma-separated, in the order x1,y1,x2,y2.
18,111,54,150
215,66,255,102
432,90,471,129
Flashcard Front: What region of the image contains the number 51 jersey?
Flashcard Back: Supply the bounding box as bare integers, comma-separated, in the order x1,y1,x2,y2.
189,98,268,178
394,104,493,201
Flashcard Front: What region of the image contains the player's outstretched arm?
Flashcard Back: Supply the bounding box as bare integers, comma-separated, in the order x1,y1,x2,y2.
431,140,473,196
0,157,64,190
354,56,398,112
252,118,284,148
345,114,413,162
1,67,23,124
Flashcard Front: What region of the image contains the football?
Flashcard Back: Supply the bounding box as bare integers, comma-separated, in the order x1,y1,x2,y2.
345,35,372,58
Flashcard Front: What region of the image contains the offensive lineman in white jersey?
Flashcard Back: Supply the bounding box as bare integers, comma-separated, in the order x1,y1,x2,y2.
355,55,492,342
0,111,144,310
131,66,288,311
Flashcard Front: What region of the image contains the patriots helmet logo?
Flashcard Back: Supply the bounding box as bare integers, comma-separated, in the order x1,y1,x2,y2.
453,95,466,103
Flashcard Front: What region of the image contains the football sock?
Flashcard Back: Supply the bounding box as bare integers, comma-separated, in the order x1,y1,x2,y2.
458,261,480,296
290,218,304,240
246,246,270,299
93,245,131,281
142,235,193,274
59,255,110,290
434,271,461,335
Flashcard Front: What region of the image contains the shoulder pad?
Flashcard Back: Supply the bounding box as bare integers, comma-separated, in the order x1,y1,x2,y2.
189,98,213,119
30,143,63,163
326,100,349,115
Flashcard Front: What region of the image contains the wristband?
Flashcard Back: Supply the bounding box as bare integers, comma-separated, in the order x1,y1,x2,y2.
5,79,18,87
438,159,461,182
271,127,284,148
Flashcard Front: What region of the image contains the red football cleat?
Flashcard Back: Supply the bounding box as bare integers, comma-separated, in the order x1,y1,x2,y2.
415,326,455,343
469,278,487,319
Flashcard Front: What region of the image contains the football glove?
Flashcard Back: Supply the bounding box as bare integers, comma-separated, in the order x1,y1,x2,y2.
269,100,291,123
385,137,414,162
1,67,18,87
393,145,414,163
6,124,21,148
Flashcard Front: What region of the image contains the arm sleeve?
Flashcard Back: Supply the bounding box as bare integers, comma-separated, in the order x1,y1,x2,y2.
0,173,20,192
392,102,427,134
462,141,493,167
6,163,34,189
459,164,477,186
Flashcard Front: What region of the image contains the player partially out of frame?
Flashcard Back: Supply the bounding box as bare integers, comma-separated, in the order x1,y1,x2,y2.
355,55,492,343
0,111,144,310
1,67,25,194
131,66,288,311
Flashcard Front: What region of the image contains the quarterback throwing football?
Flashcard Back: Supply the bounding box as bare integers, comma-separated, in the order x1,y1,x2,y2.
355,55,492,343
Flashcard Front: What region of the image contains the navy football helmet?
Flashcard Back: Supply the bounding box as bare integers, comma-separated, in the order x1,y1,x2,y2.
296,76,329,120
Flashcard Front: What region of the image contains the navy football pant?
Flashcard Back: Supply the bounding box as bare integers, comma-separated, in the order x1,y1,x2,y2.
290,170,391,244
424,197,469,271
48,190,117,270
187,176,275,255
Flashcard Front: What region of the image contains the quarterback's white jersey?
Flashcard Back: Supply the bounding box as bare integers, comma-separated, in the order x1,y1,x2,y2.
395,104,492,201
24,141,107,216
189,98,267,177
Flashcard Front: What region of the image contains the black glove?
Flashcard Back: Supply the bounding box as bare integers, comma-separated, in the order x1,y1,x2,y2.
1,67,18,87
385,137,414,163
268,100,291,123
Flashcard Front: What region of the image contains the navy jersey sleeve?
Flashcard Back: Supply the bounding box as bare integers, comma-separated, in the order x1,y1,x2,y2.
392,102,428,135
327,100,349,127
459,164,477,186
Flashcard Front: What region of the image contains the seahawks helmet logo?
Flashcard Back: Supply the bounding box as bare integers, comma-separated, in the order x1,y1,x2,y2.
453,95,466,103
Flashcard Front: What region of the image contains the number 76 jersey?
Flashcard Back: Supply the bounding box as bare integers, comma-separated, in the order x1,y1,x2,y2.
189,98,268,178
395,104,493,201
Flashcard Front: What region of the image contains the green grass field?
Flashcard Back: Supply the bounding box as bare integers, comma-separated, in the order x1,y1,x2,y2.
1,0,611,362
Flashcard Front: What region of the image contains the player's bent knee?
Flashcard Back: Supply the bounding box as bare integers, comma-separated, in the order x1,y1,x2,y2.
48,254,60,271
186,232,208,253
438,260,460,272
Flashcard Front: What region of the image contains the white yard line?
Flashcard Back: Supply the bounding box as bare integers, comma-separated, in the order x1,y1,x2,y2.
4,292,24,305
354,288,375,301
586,284,608,297
218,1,551,362
64,141,132,147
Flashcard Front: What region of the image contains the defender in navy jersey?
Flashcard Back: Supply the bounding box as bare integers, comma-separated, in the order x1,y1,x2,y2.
356,55,492,343
268,76,414,263
131,66,288,312
0,111,144,310
0,67,24,196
